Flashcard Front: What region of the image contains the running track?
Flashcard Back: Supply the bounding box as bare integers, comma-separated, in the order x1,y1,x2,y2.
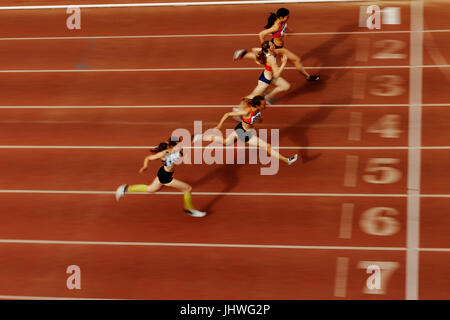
0,0,449,300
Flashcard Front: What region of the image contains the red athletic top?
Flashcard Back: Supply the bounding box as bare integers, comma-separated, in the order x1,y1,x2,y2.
272,21,288,38
241,105,261,125
264,52,273,71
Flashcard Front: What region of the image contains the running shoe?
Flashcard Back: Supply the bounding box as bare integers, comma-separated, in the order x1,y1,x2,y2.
233,49,247,61
185,209,207,217
115,184,127,201
288,154,298,165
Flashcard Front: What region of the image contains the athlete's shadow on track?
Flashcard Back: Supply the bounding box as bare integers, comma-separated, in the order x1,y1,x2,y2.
275,24,358,103
275,24,358,162
193,25,360,212
191,163,244,215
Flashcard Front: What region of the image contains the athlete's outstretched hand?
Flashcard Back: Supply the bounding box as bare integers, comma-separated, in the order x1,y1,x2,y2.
139,166,148,174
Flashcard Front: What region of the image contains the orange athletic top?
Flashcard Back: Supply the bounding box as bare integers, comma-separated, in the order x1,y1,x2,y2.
241,105,261,125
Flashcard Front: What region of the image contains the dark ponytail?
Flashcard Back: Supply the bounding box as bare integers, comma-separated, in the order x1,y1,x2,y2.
276,8,290,18
151,136,182,153
264,12,277,29
152,142,169,153
256,40,271,65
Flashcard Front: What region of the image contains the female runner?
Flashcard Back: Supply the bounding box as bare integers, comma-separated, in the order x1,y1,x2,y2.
115,136,206,217
193,95,298,165
233,40,290,105
246,7,320,82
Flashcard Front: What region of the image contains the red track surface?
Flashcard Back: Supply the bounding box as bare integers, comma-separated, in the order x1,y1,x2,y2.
0,0,449,300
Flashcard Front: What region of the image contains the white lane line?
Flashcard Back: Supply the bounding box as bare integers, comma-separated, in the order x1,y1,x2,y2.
1,29,450,41
0,189,449,198
0,190,411,197
0,65,447,73
0,145,449,150
0,238,405,251
406,0,423,301
419,248,450,252
0,104,413,109
3,103,449,109
0,0,374,10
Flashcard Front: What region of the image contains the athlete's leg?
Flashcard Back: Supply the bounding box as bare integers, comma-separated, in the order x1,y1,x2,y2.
247,80,270,99
115,177,162,200
200,130,238,146
126,177,163,193
166,178,206,216
276,47,310,79
265,76,291,100
234,48,261,61
247,135,297,164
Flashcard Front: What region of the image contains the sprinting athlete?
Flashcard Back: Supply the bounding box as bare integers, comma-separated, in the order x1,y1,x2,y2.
193,95,298,165
115,136,206,217
233,40,290,105
258,8,320,82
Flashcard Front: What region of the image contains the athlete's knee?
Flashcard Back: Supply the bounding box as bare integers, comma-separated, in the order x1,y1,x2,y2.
278,82,290,92
185,184,193,193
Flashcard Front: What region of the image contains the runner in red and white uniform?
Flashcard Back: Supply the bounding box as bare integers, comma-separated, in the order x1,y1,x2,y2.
233,40,290,105
257,8,320,82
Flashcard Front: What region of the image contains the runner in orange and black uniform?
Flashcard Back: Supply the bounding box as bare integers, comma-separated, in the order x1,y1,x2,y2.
193,95,298,165
258,8,320,82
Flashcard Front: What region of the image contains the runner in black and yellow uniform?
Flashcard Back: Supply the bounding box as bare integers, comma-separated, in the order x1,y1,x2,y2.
115,136,206,217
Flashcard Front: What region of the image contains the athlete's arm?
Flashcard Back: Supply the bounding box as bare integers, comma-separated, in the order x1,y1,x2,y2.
139,151,165,173
258,22,280,44
269,54,288,78
215,110,248,129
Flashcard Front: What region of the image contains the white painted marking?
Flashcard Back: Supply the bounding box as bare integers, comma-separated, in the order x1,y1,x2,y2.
0,145,449,150
424,32,450,83
339,204,354,239
344,155,359,187
362,158,402,185
406,0,423,301
0,0,374,10
382,7,401,25
348,112,363,141
0,103,413,109
0,65,448,73
334,257,350,297
2,30,450,41
372,39,407,60
0,189,409,197
0,238,405,251
359,207,401,236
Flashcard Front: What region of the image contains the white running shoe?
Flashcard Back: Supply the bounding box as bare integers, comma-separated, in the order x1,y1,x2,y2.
185,209,207,217
192,134,203,143
115,184,127,201
288,154,298,165
233,49,246,61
